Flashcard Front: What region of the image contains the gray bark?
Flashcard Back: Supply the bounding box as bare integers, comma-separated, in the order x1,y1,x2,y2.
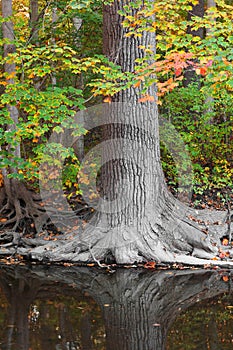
51,6,58,86
72,18,84,162
103,0,156,102
184,0,205,87
205,0,216,115
187,0,205,38
207,0,216,10
29,0,39,42
1,0,20,160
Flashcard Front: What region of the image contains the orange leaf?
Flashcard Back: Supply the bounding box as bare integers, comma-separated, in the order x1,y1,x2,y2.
6,72,16,80
144,261,156,269
63,262,73,267
134,80,141,88
222,238,229,246
28,72,35,79
175,67,182,77
138,94,155,103
200,67,207,76
0,218,7,222
222,275,229,282
103,96,112,103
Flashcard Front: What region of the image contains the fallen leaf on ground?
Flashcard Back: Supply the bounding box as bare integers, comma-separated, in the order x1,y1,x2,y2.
144,261,156,269
222,238,229,246
222,275,229,282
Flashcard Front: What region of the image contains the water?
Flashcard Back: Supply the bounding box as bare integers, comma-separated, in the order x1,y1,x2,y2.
0,264,232,350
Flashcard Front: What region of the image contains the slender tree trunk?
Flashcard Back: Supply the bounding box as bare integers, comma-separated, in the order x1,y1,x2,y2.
72,17,84,162
2,0,20,161
183,0,205,87
207,0,216,12
1,0,19,168
51,6,58,86
205,0,216,117
29,0,39,43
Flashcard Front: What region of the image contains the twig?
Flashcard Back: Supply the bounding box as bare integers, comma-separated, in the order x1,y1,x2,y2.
88,243,105,268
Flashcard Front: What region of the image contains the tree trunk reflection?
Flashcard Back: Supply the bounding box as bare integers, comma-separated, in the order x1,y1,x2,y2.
0,265,231,350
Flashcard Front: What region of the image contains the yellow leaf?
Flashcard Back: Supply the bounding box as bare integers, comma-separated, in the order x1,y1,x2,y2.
28,72,35,79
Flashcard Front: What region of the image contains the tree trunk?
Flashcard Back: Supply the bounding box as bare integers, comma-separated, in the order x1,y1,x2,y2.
205,0,216,117
29,0,39,43
2,0,20,160
183,0,205,87
207,0,216,11
51,6,58,86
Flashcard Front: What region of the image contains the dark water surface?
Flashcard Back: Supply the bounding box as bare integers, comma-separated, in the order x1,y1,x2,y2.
0,264,232,350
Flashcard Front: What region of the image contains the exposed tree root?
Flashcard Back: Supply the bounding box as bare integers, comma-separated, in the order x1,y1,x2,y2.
0,200,231,267
0,183,232,267
0,178,45,233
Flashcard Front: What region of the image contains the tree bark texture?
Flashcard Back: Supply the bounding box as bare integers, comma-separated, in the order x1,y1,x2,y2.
103,0,156,102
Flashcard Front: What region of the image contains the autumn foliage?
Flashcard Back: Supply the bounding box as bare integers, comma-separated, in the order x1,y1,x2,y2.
0,0,232,200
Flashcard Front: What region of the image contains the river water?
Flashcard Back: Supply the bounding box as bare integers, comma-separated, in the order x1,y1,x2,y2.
0,264,232,349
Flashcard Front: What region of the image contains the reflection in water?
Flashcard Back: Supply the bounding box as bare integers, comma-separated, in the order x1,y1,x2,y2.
167,293,233,350
0,264,232,350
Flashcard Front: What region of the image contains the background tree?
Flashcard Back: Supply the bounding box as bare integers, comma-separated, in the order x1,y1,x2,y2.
0,0,44,230
0,0,108,231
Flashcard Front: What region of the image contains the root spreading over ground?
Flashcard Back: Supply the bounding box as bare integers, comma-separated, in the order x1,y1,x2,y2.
0,182,233,268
